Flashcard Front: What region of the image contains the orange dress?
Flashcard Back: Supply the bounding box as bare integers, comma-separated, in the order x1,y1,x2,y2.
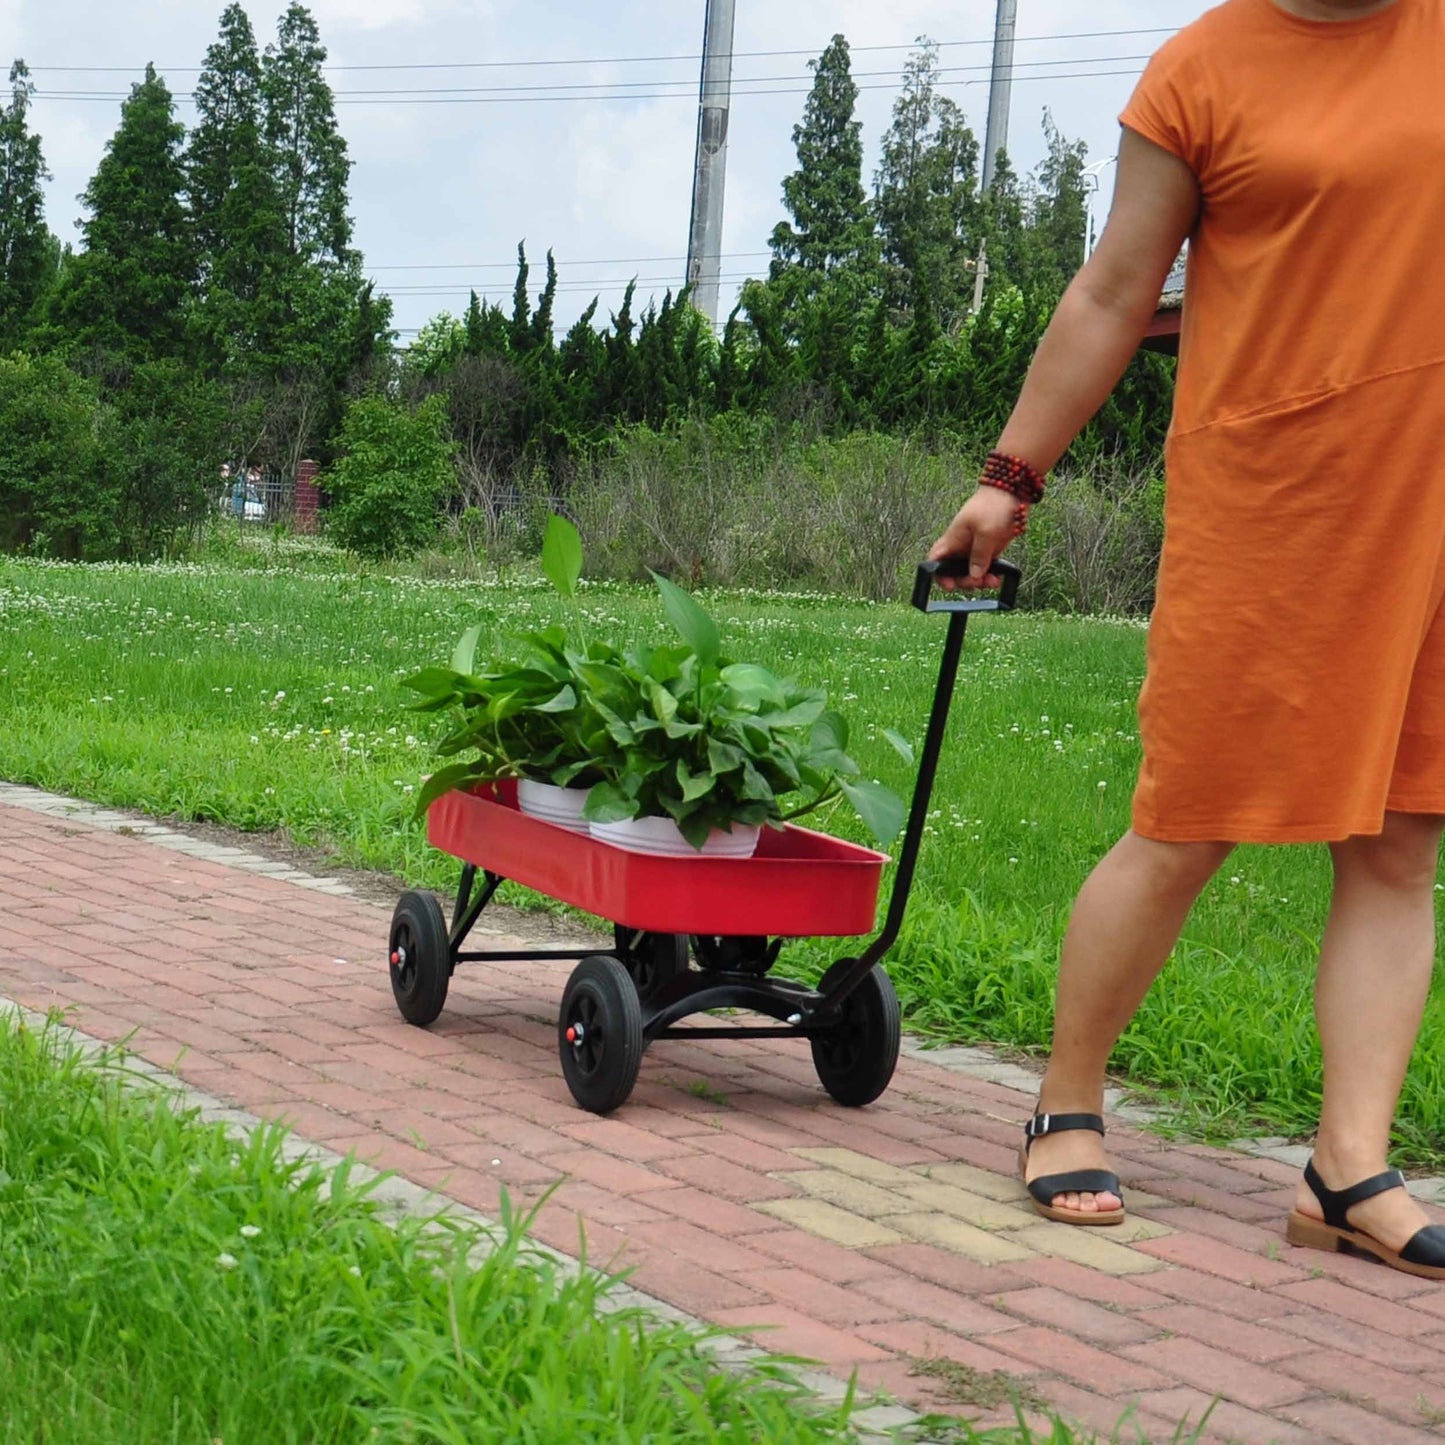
1120,0,1445,842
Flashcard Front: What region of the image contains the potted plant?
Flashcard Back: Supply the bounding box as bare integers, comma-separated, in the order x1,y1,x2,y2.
405,517,909,856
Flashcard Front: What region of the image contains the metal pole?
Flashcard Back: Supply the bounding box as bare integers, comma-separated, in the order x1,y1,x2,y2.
981,0,1017,194
685,0,736,324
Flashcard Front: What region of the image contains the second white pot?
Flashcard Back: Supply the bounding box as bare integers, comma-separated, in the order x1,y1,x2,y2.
516,779,591,834
590,815,760,858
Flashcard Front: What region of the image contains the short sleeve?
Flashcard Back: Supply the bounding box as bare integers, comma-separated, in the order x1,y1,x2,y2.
1120,35,1212,179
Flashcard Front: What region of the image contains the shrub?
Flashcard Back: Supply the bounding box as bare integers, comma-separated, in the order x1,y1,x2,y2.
325,393,456,561
0,353,110,559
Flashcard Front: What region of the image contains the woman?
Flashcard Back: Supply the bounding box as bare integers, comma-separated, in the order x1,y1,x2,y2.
930,0,1445,1280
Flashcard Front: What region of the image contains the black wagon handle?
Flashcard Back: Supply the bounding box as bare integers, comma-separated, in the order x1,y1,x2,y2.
830,554,1023,998
912,556,1022,614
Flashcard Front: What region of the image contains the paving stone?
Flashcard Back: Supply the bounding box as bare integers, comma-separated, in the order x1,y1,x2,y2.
754,1198,906,1249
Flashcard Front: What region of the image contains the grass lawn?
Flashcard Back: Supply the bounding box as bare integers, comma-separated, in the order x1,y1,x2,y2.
2,542,1442,1165
0,1012,1177,1445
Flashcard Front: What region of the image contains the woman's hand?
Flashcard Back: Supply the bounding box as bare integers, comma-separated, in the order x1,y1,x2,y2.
928,488,1021,590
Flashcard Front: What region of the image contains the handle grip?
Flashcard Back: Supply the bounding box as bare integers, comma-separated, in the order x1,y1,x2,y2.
912,557,1022,614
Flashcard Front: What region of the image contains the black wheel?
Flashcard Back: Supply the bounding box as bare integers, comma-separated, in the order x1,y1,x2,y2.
810,960,902,1108
559,955,645,1114
389,890,451,1027
613,926,689,1004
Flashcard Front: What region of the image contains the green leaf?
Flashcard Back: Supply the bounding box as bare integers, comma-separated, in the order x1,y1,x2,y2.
839,779,907,846
884,729,916,766
583,781,637,824
720,663,783,704
402,666,461,700
413,763,481,817
530,685,577,714
541,513,584,598
652,572,720,666
707,738,746,775
451,624,483,678
677,760,716,803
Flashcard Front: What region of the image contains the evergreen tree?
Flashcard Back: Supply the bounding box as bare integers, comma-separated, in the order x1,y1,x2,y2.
1023,112,1091,297
769,36,872,279
509,242,531,350
188,5,286,371
262,4,353,267
874,39,984,328
0,61,56,348
52,64,194,363
188,5,265,262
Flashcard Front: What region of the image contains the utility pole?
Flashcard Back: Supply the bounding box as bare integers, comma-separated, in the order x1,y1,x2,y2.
685,0,737,325
981,0,1017,194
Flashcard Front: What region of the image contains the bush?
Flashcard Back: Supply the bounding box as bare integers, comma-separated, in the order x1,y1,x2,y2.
0,353,110,558
325,393,456,561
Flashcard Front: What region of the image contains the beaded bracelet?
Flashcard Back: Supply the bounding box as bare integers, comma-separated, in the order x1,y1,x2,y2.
980,451,1048,506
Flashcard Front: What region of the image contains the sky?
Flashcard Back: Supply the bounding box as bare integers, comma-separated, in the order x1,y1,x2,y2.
0,0,1214,341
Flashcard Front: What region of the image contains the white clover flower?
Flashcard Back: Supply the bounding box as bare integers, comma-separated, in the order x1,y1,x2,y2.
217,1252,238,1271
348,1265,362,1278
239,1225,261,1240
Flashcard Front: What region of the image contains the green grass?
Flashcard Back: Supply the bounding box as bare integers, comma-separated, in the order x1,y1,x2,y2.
0,1012,1172,1445
0,1012,860,1443
2,544,1443,1166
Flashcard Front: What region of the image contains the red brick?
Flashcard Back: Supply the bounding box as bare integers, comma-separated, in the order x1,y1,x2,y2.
989,1286,1162,1348
1134,1233,1308,1287
1121,1336,1312,1411
620,1218,779,1277
1278,1349,1445,1423
860,1239,1030,1295
1008,1256,1173,1309
1286,1393,1445,1444
1144,1303,1309,1363
1130,1174,1282,1222
858,1319,1036,1378
1271,1277,1439,1338
710,1304,894,1366
856,1274,1025,1337
1277,1310,1439,1372
652,1154,797,1202
540,1146,680,1195
643,1186,779,1237
730,1268,901,1327
1144,1265,1294,1320
1033,1382,1177,1443
749,1229,899,1284
989,1325,1174,1396
1132,1386,1317,1444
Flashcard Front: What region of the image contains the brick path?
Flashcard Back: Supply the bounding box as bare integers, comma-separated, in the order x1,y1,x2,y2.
3,790,1445,1444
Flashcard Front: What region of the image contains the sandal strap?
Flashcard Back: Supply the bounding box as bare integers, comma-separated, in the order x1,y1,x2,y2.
1303,1158,1407,1230
1026,1168,1123,1210
1024,1112,1105,1150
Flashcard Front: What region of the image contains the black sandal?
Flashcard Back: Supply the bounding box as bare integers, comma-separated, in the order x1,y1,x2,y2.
1019,1112,1126,1227
1287,1157,1445,1280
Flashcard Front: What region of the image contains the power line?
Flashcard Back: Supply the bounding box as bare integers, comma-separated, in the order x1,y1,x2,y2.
367,251,772,271
24,27,1177,75
31,66,1151,106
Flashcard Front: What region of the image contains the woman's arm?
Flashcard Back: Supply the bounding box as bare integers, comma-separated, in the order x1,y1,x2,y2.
931,128,1202,585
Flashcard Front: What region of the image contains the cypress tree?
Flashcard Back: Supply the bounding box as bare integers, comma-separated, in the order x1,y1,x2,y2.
52,64,194,363
769,35,872,280
0,61,56,348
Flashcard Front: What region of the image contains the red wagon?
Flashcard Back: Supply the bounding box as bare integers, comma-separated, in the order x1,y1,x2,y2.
387,560,1019,1114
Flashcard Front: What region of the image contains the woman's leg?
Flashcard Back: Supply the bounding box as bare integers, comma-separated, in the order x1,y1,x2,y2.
1028,831,1234,1213
1293,811,1442,1246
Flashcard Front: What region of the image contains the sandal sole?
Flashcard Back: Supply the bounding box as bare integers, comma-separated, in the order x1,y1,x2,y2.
1287,1210,1445,1280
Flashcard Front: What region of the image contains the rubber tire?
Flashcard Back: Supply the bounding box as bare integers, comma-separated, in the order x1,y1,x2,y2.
389,890,451,1027
559,955,645,1115
810,960,902,1108
613,926,689,1004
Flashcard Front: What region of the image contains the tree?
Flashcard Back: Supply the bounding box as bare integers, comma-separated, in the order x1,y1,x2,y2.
187,4,285,371
769,36,872,281
1021,112,1091,297
263,4,353,268
326,393,456,559
0,61,56,348
874,39,984,329
51,64,194,363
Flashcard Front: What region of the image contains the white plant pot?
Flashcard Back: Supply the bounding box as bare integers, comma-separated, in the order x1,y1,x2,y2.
590,815,761,859
516,779,591,834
